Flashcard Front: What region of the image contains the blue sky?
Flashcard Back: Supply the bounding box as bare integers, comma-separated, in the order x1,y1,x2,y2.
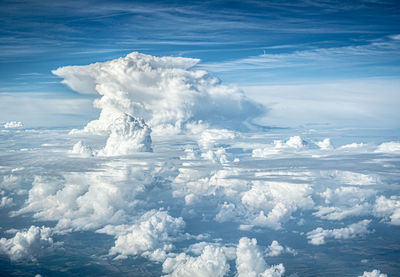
0,0,399,127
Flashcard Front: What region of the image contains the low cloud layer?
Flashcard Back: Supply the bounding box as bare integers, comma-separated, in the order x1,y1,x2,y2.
1,52,399,276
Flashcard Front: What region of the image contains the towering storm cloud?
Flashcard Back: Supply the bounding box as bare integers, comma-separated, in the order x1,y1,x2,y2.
53,52,264,134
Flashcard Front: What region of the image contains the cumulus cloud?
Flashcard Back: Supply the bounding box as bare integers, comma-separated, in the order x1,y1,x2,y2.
16,162,163,231
375,141,400,154
265,240,297,257
70,140,93,157
315,138,332,150
252,136,308,157
0,196,13,208
328,170,378,186
338,142,367,150
198,129,236,149
241,181,314,229
173,164,314,230
162,244,229,277
373,195,400,225
236,237,285,277
53,52,263,134
4,121,23,128
0,226,55,261
98,210,185,262
307,220,372,245
313,186,376,220
358,269,387,277
98,113,152,156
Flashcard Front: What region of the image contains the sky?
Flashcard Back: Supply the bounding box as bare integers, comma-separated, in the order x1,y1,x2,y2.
0,0,399,128
1,1,400,276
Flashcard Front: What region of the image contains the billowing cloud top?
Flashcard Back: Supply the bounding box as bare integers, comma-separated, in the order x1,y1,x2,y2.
53,52,264,134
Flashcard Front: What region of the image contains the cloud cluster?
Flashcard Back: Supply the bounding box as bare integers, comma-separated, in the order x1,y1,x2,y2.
373,196,400,225
98,113,152,156
358,269,387,277
98,210,185,262
2,74,399,276
375,141,400,154
162,245,229,277
241,181,314,229
70,140,93,157
236,237,285,277
252,137,400,159
16,162,164,231
328,170,378,186
307,220,371,245
3,121,23,128
265,240,296,257
0,226,55,261
314,186,376,221
0,196,13,208
252,136,308,157
53,52,263,134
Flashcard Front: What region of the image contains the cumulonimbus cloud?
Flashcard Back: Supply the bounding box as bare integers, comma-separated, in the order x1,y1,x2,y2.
53,52,264,134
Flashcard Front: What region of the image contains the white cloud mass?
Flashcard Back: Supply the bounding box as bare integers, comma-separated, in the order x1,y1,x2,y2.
0,226,55,261
3,121,23,128
98,210,185,262
98,113,153,156
307,220,372,245
236,237,285,277
162,245,229,277
358,269,387,277
53,52,263,134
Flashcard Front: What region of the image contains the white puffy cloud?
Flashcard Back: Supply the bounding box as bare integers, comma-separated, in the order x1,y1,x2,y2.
307,220,372,245
186,242,236,261
281,136,306,149
162,244,229,277
98,113,152,156
198,129,236,150
70,140,93,157
201,148,231,165
4,121,23,128
252,136,307,157
338,142,367,150
98,210,185,262
53,52,263,134
315,138,332,150
215,202,237,223
0,226,55,261
265,240,297,257
236,237,285,277
173,166,314,230
328,170,378,186
375,141,400,154
241,181,314,229
172,167,247,205
313,186,376,220
358,269,387,277
16,162,161,231
373,195,400,225
0,196,13,208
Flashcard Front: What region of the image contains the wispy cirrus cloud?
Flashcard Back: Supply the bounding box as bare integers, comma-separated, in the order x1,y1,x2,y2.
199,35,400,83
